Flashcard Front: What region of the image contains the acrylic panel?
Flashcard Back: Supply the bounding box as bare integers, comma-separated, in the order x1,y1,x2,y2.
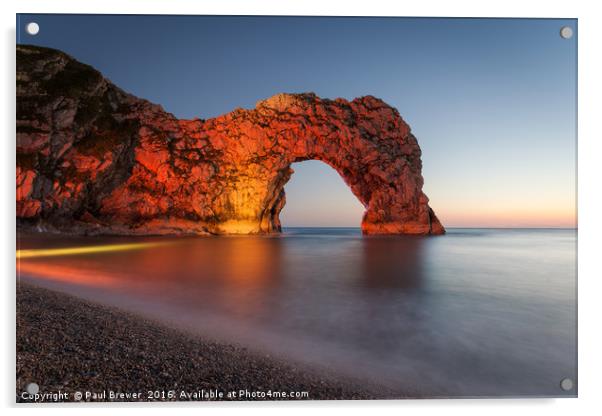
16,14,577,402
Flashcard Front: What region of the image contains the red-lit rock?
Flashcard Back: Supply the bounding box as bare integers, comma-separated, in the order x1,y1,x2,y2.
16,45,444,235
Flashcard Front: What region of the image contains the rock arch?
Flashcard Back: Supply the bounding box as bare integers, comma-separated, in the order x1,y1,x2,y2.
16,45,444,236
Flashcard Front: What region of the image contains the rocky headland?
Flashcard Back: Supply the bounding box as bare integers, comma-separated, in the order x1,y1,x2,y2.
17,45,444,236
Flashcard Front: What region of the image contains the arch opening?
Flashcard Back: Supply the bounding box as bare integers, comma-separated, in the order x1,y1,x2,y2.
279,160,365,229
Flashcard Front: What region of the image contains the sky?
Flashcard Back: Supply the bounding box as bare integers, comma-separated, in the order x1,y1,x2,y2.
17,15,577,228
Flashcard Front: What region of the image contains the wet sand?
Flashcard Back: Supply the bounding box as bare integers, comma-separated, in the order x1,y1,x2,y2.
16,282,388,402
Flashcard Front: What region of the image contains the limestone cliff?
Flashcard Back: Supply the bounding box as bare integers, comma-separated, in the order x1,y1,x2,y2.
16,45,444,235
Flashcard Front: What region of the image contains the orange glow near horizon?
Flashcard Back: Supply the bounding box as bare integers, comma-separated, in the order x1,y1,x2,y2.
426,186,576,228
436,207,576,228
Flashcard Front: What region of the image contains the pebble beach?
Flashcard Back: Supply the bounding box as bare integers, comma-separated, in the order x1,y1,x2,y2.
16,282,384,402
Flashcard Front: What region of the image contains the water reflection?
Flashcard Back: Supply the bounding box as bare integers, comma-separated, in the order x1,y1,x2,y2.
360,236,425,289
16,228,577,397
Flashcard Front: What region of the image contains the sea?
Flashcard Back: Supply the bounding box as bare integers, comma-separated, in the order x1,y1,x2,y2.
17,227,577,398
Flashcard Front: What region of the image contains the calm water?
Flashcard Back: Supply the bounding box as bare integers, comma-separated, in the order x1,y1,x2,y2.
17,228,577,397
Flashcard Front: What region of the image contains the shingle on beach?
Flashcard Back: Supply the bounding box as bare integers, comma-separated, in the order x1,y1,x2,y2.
17,282,384,402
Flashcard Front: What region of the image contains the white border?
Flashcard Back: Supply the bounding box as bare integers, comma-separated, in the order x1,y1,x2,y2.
2,1,601,415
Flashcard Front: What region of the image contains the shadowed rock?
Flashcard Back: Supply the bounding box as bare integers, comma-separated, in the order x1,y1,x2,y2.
16,45,444,236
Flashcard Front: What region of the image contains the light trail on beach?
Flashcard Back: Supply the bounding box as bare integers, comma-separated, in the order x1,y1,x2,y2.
16,241,173,259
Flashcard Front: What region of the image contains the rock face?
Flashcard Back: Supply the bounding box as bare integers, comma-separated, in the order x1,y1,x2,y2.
16,45,444,236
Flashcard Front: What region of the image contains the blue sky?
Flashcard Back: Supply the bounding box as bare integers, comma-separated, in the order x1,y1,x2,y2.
17,15,577,227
